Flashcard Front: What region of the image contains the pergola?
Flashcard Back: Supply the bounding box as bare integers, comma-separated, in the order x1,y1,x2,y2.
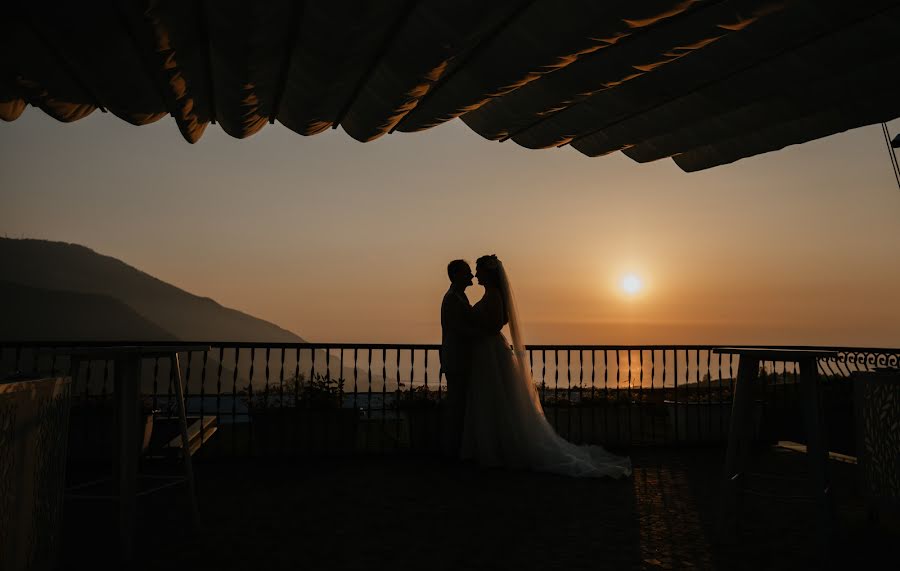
2,0,897,171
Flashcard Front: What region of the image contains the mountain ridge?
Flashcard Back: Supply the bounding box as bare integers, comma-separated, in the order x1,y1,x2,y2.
0,280,178,342
0,237,304,343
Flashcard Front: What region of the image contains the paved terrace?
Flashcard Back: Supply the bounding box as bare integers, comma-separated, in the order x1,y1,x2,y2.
60,446,898,570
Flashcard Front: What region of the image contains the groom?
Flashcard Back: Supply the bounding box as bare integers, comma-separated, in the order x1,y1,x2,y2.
440,259,476,457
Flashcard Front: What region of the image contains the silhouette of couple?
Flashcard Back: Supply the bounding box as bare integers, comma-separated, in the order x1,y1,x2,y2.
440,255,631,478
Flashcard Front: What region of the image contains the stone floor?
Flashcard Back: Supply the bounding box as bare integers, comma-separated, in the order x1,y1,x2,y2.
60,446,898,570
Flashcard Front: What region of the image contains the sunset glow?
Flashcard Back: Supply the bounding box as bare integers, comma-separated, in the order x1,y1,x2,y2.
621,274,643,295
2,114,900,346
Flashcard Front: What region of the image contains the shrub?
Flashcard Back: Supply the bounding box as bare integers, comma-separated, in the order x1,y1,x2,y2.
400,384,440,408
240,372,345,410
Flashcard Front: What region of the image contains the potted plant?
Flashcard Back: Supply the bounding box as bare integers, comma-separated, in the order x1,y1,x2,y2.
241,373,358,455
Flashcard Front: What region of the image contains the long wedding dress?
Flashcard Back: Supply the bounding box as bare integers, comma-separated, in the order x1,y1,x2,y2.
461,262,632,478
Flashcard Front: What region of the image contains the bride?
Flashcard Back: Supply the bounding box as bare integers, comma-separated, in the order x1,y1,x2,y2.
461,254,632,479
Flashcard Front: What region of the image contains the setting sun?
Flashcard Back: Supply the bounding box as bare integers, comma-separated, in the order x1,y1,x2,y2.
621,274,643,295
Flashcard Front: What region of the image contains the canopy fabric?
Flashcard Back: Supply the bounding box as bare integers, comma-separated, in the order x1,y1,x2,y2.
2,0,897,171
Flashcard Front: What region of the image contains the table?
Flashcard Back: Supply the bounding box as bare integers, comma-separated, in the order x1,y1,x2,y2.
714,347,838,549
43,345,208,560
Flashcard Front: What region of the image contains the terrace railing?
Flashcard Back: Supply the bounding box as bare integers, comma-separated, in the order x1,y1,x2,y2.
2,342,898,457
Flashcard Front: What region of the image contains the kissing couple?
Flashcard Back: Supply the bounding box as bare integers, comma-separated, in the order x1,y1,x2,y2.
440,254,631,478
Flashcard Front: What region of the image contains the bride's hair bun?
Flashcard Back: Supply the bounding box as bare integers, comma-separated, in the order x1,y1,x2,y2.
477,254,501,270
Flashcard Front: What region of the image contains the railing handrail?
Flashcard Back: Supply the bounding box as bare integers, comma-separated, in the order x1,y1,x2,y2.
9,340,894,454
3,340,900,354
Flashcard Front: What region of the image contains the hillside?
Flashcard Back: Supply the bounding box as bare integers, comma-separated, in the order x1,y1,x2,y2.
0,280,177,341
0,238,303,342
0,238,388,389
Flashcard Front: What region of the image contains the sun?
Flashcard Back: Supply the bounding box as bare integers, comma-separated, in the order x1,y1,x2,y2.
621,274,643,295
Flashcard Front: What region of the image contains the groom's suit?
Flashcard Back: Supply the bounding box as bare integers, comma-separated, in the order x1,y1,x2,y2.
441,285,476,456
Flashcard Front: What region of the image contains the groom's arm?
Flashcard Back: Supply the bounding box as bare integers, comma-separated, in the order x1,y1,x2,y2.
446,296,482,339
457,299,487,338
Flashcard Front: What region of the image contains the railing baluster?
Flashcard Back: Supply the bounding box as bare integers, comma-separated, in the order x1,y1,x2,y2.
663,349,670,443
181,351,193,445
340,348,345,408
602,349,609,441
693,350,700,442
673,350,679,443
232,348,241,456
437,348,443,403
706,349,712,441
323,345,331,452
540,349,546,404
578,349,584,443
717,351,723,439
381,348,387,452
423,349,429,394
766,360,774,440
339,348,346,450
628,349,634,443
553,349,559,432
264,347,287,456
729,352,735,398
431,349,440,444
590,350,596,443
327,346,333,380
396,348,401,447
306,347,315,452
353,348,359,412
263,347,271,408
409,348,415,447
650,349,656,444
639,349,644,443
566,349,571,440
278,348,286,409
366,349,373,450
215,346,224,432
529,348,534,382
248,348,257,455
615,349,621,444
199,349,209,445
294,347,301,408
184,350,194,415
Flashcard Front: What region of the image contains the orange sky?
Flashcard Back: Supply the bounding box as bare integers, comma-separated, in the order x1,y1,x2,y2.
2,112,900,347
